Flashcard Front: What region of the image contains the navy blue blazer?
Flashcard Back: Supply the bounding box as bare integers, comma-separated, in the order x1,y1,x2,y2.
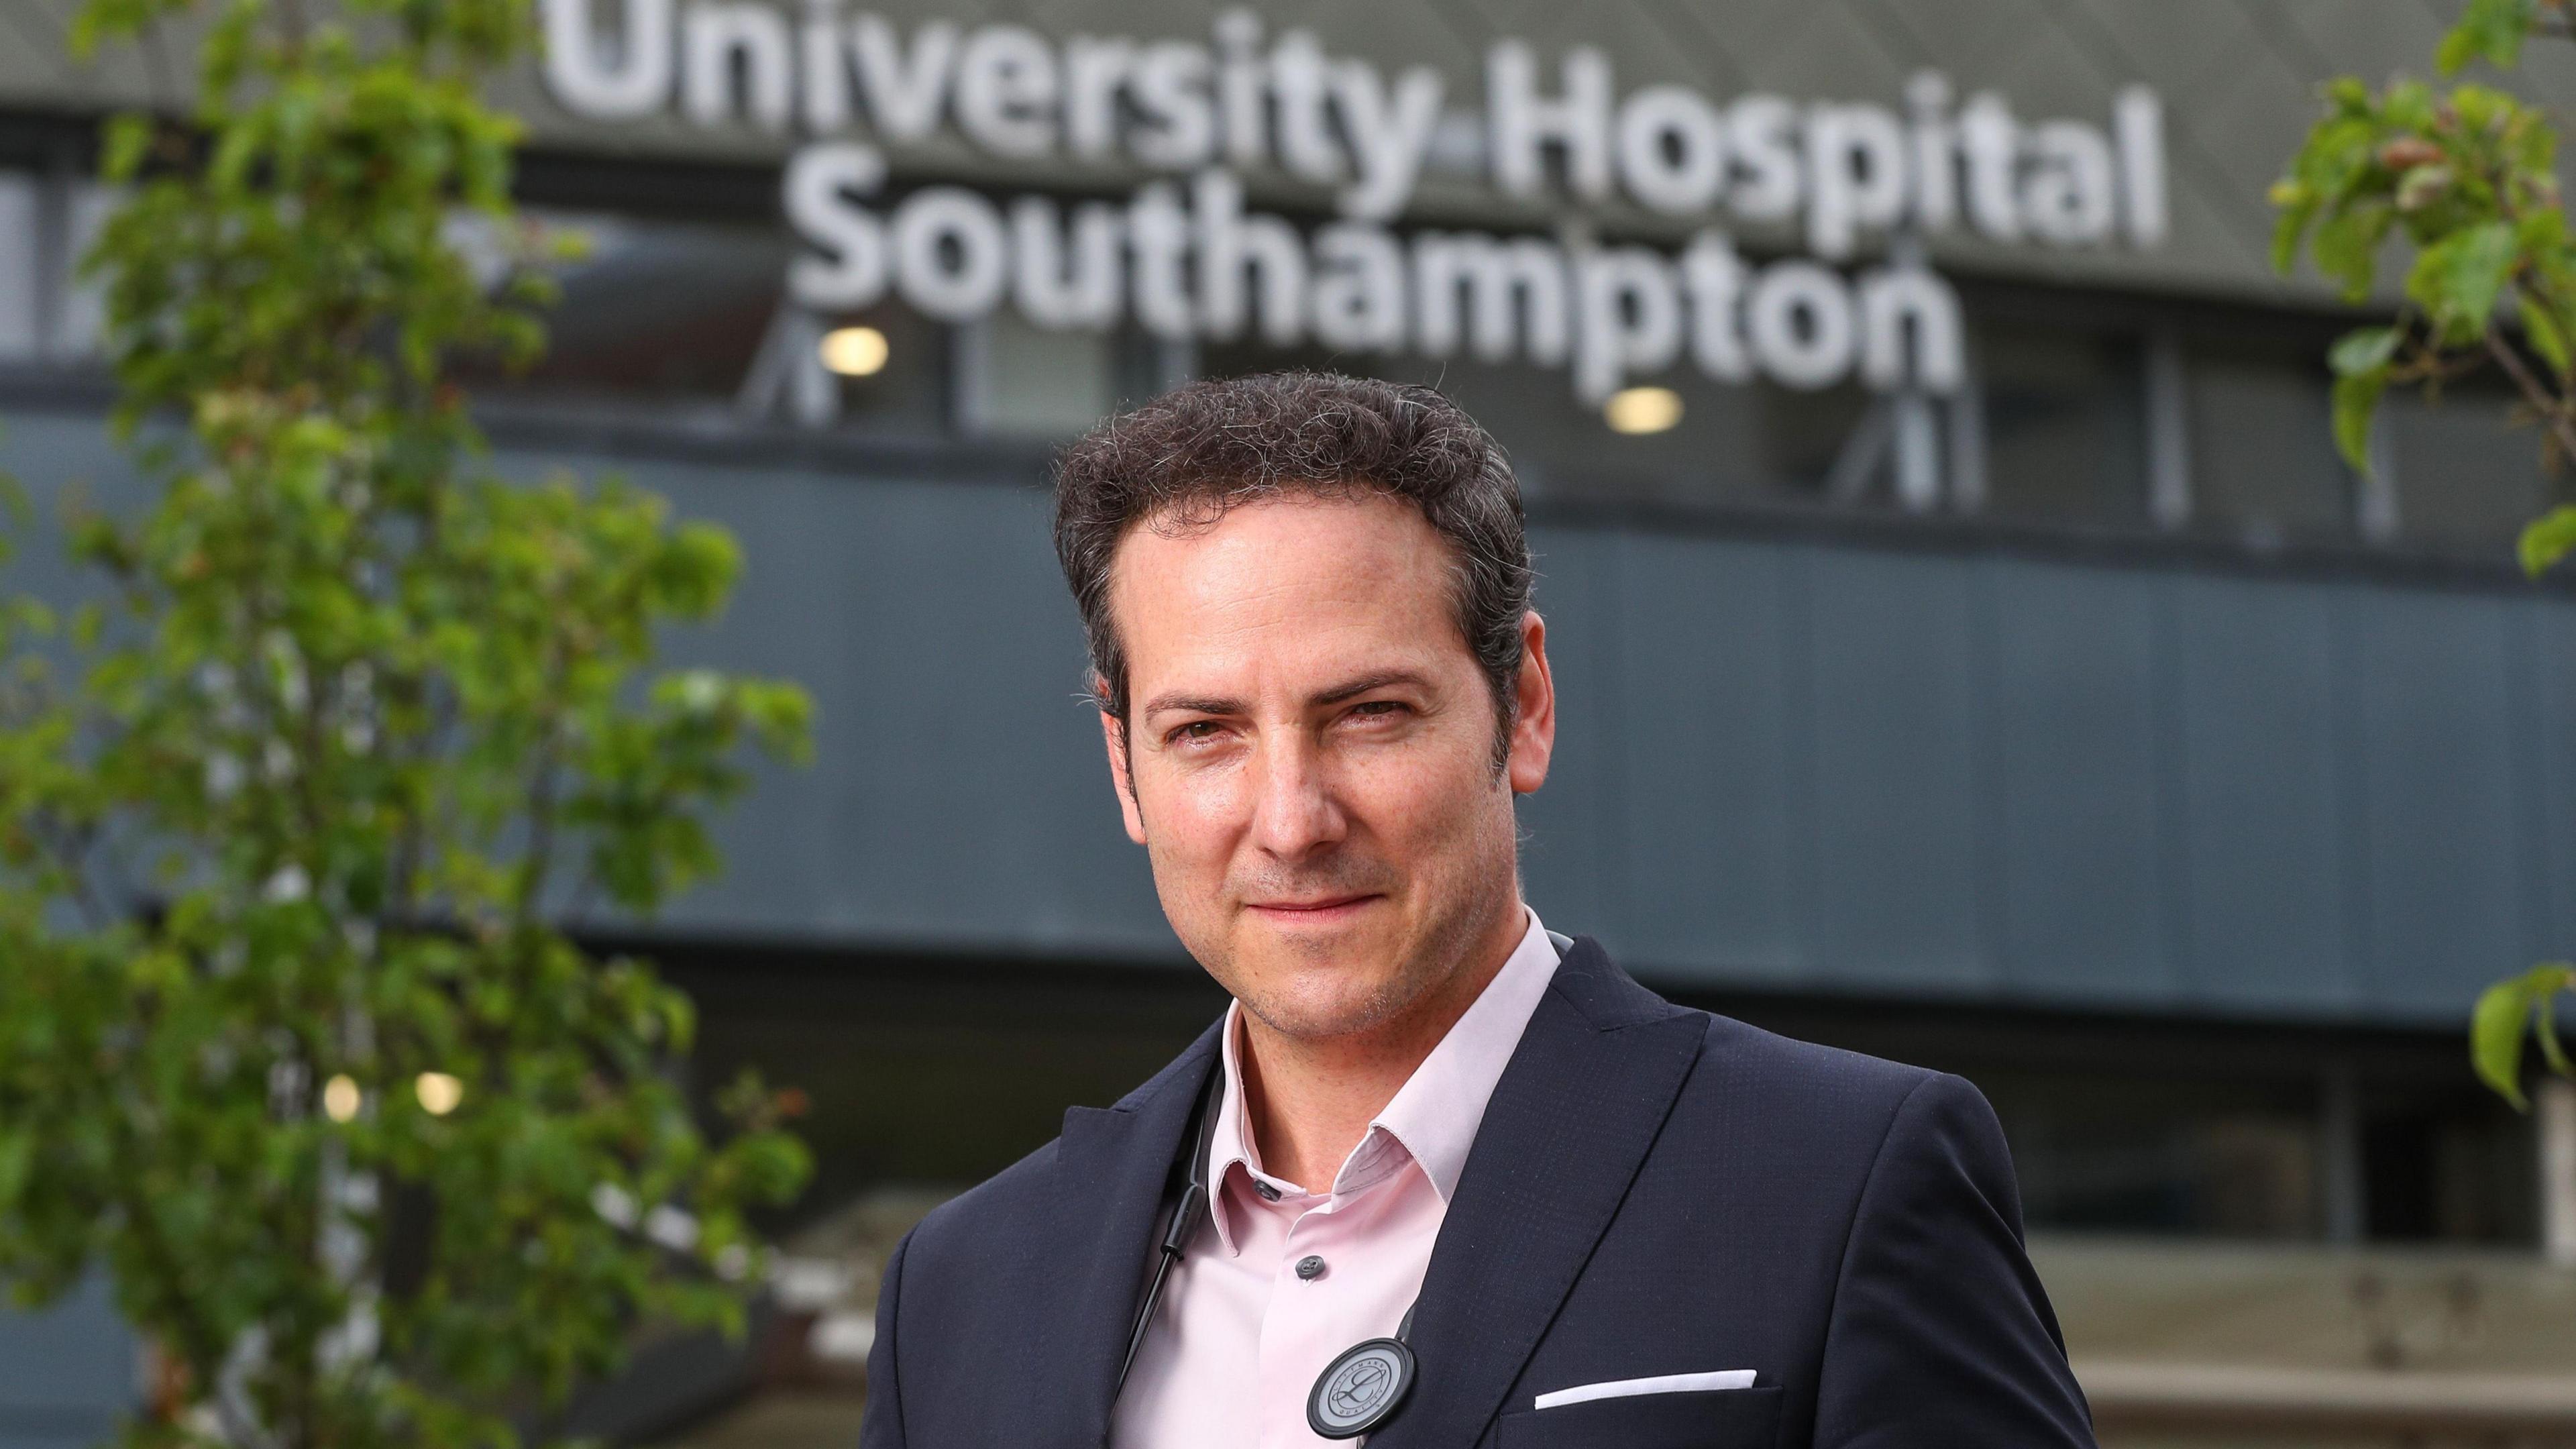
860,938,2096,1448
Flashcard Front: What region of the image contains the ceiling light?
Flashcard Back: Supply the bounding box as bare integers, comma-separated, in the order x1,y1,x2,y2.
818,325,890,377
322,1074,362,1123
415,1071,464,1117
1604,386,1684,435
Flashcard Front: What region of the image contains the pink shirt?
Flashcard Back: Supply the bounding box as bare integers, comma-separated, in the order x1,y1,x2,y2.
1110,911,1563,1449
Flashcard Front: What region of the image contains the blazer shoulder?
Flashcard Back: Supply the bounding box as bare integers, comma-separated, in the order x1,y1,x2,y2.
908,1017,1221,1261
906,1133,1062,1263
1676,1008,1951,1130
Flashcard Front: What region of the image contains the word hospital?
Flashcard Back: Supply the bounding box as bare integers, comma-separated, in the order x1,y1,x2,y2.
540,0,2169,402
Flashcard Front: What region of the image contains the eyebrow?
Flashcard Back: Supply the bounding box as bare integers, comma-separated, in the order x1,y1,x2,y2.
1138,669,1433,722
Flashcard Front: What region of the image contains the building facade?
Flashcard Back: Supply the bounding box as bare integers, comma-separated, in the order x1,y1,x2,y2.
5,1,2576,1444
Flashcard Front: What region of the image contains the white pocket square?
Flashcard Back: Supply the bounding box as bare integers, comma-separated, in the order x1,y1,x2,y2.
1533,1370,1758,1409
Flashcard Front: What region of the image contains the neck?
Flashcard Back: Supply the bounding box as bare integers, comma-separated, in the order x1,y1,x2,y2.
1236,902,1527,1193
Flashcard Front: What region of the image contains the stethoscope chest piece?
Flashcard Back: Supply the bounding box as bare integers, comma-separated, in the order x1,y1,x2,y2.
1305,1335,1417,1440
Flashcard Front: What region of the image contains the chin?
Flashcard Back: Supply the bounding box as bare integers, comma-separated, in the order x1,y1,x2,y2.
1232,947,1415,1042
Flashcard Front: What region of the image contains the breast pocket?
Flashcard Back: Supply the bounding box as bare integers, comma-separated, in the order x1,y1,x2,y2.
1494,1385,1782,1449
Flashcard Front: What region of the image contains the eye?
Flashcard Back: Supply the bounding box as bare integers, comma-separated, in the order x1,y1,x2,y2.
1167,719,1228,747
1346,700,1408,722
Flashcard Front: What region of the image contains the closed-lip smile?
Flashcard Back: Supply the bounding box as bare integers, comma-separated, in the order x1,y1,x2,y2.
1246,894,1380,919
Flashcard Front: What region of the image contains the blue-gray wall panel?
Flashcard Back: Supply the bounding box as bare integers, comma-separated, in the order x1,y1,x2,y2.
2526,598,2576,964
2167,576,2356,1014
1984,560,2175,1005
1803,549,1995,994
1605,535,1801,981
511,451,1179,961
0,1275,130,1449
1514,529,1621,934
2345,590,2532,1015
9,407,2576,1025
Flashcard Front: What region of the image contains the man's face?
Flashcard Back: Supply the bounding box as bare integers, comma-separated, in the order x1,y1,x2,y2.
1100,492,1554,1044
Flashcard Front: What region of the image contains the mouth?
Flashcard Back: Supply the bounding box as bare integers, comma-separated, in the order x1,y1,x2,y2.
1244,894,1383,926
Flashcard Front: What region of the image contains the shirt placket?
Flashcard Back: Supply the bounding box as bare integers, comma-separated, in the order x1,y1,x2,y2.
1252,1174,1369,1449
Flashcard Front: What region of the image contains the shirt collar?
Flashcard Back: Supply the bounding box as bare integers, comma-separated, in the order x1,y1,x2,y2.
1201,908,1562,1254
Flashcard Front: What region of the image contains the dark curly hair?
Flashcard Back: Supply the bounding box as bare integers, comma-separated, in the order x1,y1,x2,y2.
1052,372,1536,765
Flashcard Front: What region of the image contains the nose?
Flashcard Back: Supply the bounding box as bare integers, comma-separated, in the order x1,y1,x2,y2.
1247,726,1346,861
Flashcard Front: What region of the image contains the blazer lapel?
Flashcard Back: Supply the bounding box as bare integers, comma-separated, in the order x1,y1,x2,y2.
1049,1020,1222,1448
1371,938,1706,1449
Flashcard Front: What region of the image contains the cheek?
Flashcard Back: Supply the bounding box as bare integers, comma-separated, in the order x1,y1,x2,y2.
1138,759,1251,862
1343,735,1497,845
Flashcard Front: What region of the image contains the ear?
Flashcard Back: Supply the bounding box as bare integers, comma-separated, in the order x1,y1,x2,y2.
1099,700,1148,844
1506,610,1555,797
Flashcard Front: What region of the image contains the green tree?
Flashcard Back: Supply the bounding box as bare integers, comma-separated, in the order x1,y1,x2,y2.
0,3,814,1448
2273,0,2576,1112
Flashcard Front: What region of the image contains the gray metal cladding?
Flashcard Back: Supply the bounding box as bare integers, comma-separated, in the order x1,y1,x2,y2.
7,411,2574,1025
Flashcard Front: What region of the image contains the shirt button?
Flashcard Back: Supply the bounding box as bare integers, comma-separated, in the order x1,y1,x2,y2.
1296,1255,1327,1281
1255,1181,1281,1202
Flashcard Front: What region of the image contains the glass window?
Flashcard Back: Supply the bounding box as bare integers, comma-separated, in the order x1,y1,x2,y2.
1992,1079,2321,1239
2187,337,2355,547
457,210,951,437
1976,323,2147,525
2384,381,2555,557
1195,339,1879,514
973,312,1167,440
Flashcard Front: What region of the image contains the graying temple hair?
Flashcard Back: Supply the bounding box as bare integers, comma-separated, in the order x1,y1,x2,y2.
1051,372,1535,765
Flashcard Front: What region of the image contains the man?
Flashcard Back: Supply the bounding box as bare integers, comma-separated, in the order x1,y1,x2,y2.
861,373,2094,1448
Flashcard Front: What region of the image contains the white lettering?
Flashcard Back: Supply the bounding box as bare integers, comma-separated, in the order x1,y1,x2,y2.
1748,261,1856,390
1128,183,1196,338
1725,95,1801,223
1010,197,1122,329
1957,93,2021,243
1062,37,1132,161
850,15,955,143
1272,31,1341,182
1215,10,1267,169
2023,121,2115,246
1311,223,1408,351
1904,72,1955,234
1194,169,1307,345
542,0,672,120
1860,267,1962,391
784,142,890,308
1330,62,1443,221
1615,85,1727,215
1130,42,1217,169
1575,247,1684,403
1487,41,1612,201
1805,103,1908,260
1412,232,1568,365
799,0,850,133
1681,231,1751,383
953,25,1059,158
892,188,1010,319
684,3,793,132
2114,86,2167,247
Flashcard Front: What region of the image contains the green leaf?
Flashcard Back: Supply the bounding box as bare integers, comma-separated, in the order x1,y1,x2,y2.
2329,325,2402,377
2440,0,2540,74
2520,294,2573,377
2414,221,2520,342
2473,964,2576,1108
2520,505,2576,575
2332,366,2390,475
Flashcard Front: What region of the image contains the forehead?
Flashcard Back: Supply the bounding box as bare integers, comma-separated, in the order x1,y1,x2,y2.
1106,492,1464,686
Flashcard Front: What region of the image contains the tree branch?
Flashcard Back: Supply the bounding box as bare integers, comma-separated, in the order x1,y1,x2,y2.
2485,323,2576,465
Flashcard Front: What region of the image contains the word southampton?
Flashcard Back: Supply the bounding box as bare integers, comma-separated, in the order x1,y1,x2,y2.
539,0,2170,402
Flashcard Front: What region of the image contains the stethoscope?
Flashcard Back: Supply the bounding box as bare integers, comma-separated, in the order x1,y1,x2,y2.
1112,1057,1421,1440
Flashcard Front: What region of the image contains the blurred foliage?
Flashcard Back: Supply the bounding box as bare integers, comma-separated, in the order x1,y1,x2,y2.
0,3,815,1448
2271,0,2576,572
2276,1,2576,1111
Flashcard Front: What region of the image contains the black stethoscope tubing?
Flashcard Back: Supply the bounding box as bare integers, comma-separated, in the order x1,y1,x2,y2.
1112,1057,1419,1440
